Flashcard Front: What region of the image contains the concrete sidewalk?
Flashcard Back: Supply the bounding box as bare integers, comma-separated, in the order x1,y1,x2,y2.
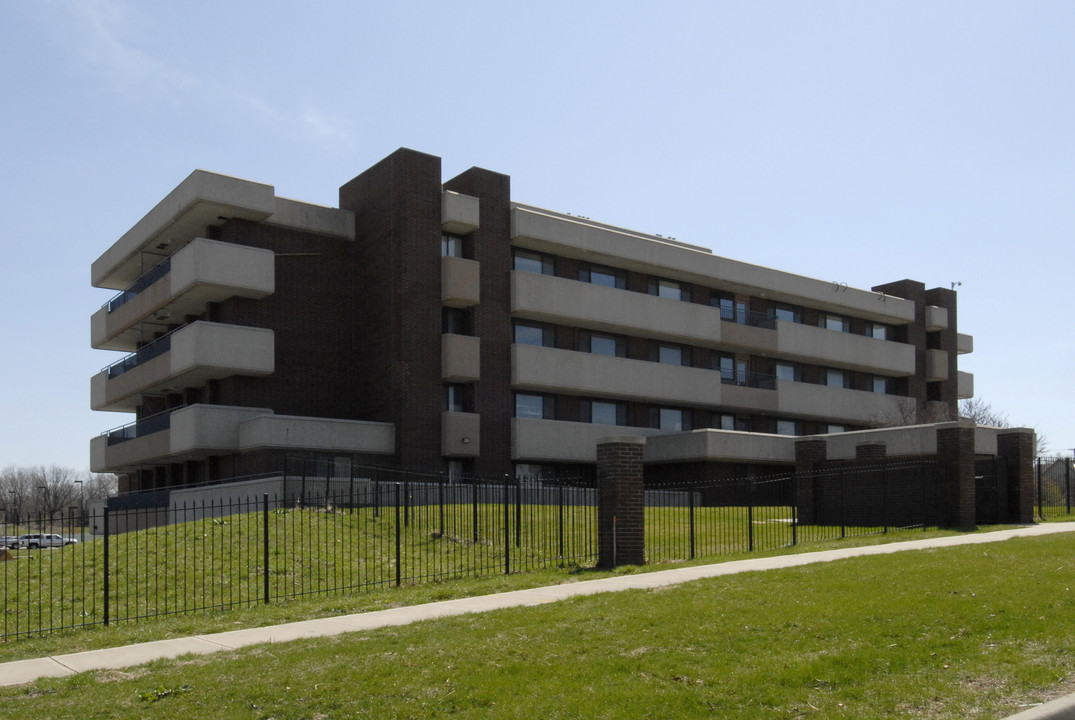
2,523,1074,716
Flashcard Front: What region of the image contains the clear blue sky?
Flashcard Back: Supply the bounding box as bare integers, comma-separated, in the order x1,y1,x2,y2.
2,0,1073,469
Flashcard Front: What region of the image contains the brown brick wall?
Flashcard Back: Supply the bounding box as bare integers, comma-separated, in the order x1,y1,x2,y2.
339,149,444,470
597,439,645,567
443,167,513,476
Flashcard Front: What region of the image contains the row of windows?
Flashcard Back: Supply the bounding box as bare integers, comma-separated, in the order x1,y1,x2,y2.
513,393,844,436
513,320,896,394
513,249,891,340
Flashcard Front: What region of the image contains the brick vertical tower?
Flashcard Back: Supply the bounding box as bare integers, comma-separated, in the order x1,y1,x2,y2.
937,422,977,529
794,439,827,524
596,437,645,567
997,429,1036,524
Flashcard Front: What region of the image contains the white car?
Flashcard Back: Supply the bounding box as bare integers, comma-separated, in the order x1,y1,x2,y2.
0,536,21,549
18,533,78,549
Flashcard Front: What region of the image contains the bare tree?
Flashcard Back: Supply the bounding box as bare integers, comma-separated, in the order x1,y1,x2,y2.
959,397,1049,455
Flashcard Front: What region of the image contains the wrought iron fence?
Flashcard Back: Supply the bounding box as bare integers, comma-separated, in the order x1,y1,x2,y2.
644,460,945,564
1036,456,1073,520
0,471,595,641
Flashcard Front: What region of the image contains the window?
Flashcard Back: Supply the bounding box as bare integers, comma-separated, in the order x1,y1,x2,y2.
650,407,690,431
711,293,743,323
714,413,736,431
714,354,740,384
821,314,850,333
826,369,850,388
441,233,466,258
655,343,685,366
579,263,626,290
649,278,688,301
776,362,798,382
582,399,627,426
776,419,799,436
444,384,470,412
827,425,846,434
515,393,554,420
872,376,890,394
515,322,554,347
513,249,555,275
442,307,471,335
772,304,801,324
580,331,625,357
866,322,888,340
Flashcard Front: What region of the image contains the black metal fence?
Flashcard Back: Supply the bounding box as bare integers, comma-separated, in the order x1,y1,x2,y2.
1036,456,1073,520
0,471,596,641
645,460,945,564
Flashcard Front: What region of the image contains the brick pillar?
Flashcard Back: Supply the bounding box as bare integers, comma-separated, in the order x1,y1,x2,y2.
795,439,827,524
596,437,645,568
937,422,977,529
998,429,1036,524
856,443,887,461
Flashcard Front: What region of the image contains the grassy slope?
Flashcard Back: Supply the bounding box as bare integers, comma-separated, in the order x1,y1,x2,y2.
0,533,1072,719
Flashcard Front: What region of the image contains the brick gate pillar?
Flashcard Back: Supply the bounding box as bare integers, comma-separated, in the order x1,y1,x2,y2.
795,439,827,524
997,429,1036,524
937,422,977,529
596,437,645,568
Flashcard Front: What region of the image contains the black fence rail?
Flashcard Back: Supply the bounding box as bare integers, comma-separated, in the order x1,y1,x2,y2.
1036,456,1073,520
645,460,944,564
0,472,596,641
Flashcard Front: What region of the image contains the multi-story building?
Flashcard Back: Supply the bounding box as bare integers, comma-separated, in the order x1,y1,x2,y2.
91,148,974,493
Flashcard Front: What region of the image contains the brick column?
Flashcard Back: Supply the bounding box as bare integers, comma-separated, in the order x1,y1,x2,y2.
998,429,1036,524
596,437,645,568
856,443,887,461
937,422,977,529
795,439,827,524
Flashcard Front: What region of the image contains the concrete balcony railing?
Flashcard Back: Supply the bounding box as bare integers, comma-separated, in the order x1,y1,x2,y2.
442,333,480,382
92,405,396,473
512,343,726,407
91,238,275,352
926,349,949,382
775,380,918,426
442,411,480,457
91,322,275,412
957,371,974,399
775,321,916,376
511,418,665,463
957,333,974,355
441,190,479,235
511,270,723,346
441,256,480,307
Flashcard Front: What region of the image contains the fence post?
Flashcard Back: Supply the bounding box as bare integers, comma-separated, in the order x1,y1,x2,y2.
394,483,401,587
1036,458,1043,520
557,482,564,560
404,480,411,528
503,476,511,575
472,481,479,544
1067,458,1071,516
791,473,798,546
688,490,695,560
263,493,270,605
103,507,110,627
515,477,522,548
882,463,888,534
438,477,445,538
748,504,754,552
596,437,645,568
839,468,846,539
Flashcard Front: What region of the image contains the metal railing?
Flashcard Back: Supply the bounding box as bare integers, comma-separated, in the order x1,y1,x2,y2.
103,257,172,314
104,330,177,378
1036,456,1073,520
644,460,944,563
0,470,595,640
104,410,174,445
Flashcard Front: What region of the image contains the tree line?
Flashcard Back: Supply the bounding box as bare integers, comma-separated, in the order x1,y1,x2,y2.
1,466,117,524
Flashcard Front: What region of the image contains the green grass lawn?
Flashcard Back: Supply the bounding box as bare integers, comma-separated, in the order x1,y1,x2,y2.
0,532,1072,718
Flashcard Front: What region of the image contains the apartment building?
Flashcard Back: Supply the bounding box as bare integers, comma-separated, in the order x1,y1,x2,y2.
91,148,974,492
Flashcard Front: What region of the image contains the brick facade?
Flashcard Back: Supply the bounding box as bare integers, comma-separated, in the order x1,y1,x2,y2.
596,438,645,567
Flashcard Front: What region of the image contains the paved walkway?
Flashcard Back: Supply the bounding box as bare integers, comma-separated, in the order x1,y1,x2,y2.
2,523,1074,717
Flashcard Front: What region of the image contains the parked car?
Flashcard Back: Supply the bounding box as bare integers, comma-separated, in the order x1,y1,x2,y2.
0,536,21,549
17,534,78,549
